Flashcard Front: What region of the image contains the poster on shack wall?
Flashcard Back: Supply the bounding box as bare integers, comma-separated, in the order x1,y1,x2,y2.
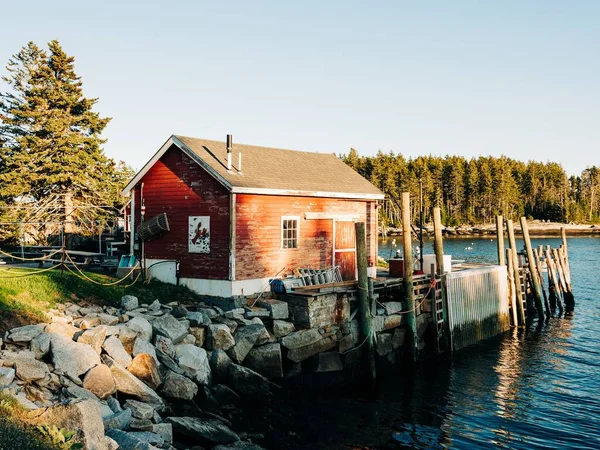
188,216,210,253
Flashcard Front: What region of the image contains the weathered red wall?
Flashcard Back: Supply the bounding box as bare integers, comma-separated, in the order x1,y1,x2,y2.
235,194,377,280
136,145,230,279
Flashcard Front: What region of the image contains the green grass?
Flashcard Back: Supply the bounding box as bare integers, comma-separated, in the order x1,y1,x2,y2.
0,266,203,333
0,394,60,450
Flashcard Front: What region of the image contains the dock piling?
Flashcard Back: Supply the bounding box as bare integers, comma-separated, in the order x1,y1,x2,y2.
355,222,376,380
506,219,526,325
506,248,519,327
496,215,505,266
402,192,418,361
519,217,545,322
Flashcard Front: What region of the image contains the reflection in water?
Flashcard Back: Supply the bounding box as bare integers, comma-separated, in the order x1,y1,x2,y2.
274,238,600,449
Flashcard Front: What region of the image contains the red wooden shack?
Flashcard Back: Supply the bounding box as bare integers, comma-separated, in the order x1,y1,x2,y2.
122,135,384,298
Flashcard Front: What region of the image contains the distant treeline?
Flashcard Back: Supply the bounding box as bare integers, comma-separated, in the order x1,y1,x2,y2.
340,149,600,226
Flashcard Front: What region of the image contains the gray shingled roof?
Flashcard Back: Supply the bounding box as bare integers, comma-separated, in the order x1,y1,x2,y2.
174,135,383,198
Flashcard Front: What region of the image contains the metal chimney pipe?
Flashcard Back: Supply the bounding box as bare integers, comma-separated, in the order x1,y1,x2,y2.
226,134,232,170
238,152,242,172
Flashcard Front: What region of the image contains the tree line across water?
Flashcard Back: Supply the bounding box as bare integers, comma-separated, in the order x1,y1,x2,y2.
341,148,600,226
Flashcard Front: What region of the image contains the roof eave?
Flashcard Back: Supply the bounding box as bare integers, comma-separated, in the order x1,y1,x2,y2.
230,186,384,200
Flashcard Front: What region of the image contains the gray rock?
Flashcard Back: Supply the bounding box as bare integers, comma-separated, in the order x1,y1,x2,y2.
0,367,15,386
133,338,158,364
0,349,36,366
211,384,241,406
102,355,164,407
286,336,336,363
272,320,295,339
280,328,321,350
181,333,196,345
103,407,132,431
209,349,233,383
45,322,79,339
244,307,270,319
30,332,52,359
338,333,354,353
382,301,403,315
128,431,164,447
197,307,219,319
127,317,153,342
124,399,155,419
207,324,235,351
97,314,120,326
175,343,211,385
49,334,101,380
228,364,271,401
171,305,188,318
8,324,45,343
227,324,266,364
224,308,246,319
106,429,153,450
77,325,108,355
80,316,102,329
106,396,123,413
121,295,139,311
256,298,289,319
154,335,175,359
160,371,198,400
244,343,283,378
151,422,173,445
148,300,161,312
64,384,99,401
167,416,239,446
214,316,238,334
156,349,184,375
31,399,107,450
103,335,133,368
376,333,393,356
129,418,153,430
83,364,116,400
105,436,119,450
152,314,188,343
383,314,402,330
186,311,211,326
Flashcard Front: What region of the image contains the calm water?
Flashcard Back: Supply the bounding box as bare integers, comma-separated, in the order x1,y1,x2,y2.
275,237,600,449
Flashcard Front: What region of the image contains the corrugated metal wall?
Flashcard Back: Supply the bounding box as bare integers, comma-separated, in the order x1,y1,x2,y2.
445,266,510,351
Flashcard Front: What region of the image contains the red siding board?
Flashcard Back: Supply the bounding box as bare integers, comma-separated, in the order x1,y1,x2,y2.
135,145,230,280
235,194,377,280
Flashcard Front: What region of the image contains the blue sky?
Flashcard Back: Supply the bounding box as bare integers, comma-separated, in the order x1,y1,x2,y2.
1,1,598,175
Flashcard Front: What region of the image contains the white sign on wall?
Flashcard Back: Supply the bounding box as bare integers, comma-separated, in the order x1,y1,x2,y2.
188,216,210,253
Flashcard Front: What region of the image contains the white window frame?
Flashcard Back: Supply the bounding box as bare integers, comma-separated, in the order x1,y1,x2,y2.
281,216,300,249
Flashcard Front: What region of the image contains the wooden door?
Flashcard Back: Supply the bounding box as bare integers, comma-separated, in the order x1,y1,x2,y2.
334,220,356,280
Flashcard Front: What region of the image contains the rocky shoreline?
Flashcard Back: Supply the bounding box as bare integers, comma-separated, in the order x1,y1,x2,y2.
0,286,420,450
381,220,600,237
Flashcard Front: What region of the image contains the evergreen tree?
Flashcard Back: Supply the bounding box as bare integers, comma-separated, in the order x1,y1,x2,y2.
0,40,117,242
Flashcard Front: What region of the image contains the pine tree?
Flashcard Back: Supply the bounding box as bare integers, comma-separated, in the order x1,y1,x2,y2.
0,40,116,242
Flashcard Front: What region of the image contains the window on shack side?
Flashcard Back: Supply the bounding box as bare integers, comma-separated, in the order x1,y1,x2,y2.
281,216,299,249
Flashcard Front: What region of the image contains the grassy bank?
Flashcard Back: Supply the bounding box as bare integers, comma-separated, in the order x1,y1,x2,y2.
0,265,202,333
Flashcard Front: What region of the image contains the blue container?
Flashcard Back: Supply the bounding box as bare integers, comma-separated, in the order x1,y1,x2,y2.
269,279,286,294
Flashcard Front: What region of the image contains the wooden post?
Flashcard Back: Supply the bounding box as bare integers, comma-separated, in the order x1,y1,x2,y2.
60,236,66,275
355,222,376,380
402,192,418,361
558,246,575,309
506,248,519,327
519,217,545,322
433,208,445,274
496,215,505,266
533,250,550,316
506,219,526,325
545,247,563,312
561,227,570,281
